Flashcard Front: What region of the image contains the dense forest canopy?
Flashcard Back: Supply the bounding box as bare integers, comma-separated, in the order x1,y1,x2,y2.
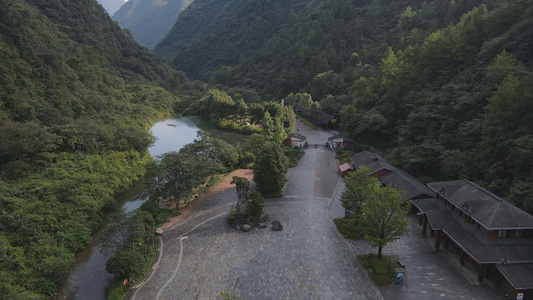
0,0,195,297
155,0,248,58
158,0,533,213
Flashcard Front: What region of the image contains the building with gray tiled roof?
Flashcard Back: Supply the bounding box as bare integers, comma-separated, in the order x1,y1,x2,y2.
414,180,533,299
349,151,395,179
349,151,431,200
348,151,533,298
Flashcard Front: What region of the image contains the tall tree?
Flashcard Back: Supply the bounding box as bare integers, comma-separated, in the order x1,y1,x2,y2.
261,111,275,142
359,181,410,259
253,141,288,197
99,211,154,255
340,166,376,216
273,110,287,144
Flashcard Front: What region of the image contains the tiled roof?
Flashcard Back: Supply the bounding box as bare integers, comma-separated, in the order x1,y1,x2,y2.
379,169,433,200
287,133,307,140
497,263,533,289
338,163,354,173
427,180,533,230
413,198,533,264
349,151,395,174
318,112,335,124
328,134,354,143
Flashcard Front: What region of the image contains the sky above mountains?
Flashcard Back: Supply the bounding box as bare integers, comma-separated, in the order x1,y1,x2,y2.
97,0,126,16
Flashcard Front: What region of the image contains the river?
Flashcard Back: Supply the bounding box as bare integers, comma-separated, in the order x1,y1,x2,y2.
57,116,235,300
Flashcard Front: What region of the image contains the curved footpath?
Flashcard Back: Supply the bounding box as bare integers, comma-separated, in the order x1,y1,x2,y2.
128,121,384,299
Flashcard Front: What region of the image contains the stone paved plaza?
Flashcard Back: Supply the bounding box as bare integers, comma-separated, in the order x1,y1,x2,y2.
132,121,502,300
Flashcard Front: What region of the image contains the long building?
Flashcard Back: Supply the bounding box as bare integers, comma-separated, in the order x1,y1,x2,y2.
350,151,533,299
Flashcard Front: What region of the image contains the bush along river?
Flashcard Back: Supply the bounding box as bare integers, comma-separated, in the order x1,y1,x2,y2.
57,116,240,300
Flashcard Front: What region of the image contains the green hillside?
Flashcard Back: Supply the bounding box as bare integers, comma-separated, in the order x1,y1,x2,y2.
112,0,193,49
159,0,533,213
0,0,193,297
155,0,247,58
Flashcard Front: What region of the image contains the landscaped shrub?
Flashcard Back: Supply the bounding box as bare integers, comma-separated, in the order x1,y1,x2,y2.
357,253,398,286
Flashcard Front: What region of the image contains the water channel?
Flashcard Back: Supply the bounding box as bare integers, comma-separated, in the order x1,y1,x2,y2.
57,116,238,299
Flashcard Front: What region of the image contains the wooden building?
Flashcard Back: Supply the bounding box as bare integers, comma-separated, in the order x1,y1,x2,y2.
318,112,338,129
349,151,432,201
282,133,307,147
413,180,533,300
328,134,354,150
338,163,354,178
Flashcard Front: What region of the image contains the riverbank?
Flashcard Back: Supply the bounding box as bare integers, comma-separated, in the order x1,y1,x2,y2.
158,169,254,231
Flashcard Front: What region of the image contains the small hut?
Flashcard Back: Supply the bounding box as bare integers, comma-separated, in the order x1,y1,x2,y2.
338,163,354,177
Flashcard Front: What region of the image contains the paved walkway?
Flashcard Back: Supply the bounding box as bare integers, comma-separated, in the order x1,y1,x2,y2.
131,122,383,299
330,181,502,300
131,120,502,300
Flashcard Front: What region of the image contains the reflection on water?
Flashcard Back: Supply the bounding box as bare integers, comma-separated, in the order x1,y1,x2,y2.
148,117,201,158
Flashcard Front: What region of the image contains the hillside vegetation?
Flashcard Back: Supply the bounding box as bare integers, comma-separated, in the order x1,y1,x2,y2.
155,0,248,58
112,0,193,49
0,0,195,297
159,0,533,213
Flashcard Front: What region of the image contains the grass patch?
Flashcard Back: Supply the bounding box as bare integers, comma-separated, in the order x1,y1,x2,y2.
334,217,364,240
106,244,156,300
298,118,318,130
198,175,222,194
284,146,305,167
358,253,398,286
335,148,356,165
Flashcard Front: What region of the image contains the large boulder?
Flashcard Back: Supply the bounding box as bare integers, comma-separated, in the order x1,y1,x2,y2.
241,224,252,232
271,220,283,231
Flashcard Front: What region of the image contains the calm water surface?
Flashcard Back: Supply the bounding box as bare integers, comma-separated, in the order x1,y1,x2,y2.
57,116,207,299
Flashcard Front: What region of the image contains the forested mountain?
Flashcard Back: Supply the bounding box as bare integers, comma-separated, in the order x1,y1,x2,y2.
159,0,533,213
113,0,193,49
154,0,249,58
97,0,125,15
0,0,193,297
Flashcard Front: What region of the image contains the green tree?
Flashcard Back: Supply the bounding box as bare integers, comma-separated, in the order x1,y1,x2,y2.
273,110,287,144
507,180,533,215
0,121,57,162
200,89,235,122
105,250,145,280
180,131,239,170
310,101,322,125
249,191,265,218
359,182,410,259
340,166,377,216
253,142,288,197
99,211,154,255
248,103,264,125
261,111,275,142
339,104,357,137
144,151,212,205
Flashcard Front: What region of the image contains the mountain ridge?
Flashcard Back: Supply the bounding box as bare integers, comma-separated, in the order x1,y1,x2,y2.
97,0,125,15
113,0,193,49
